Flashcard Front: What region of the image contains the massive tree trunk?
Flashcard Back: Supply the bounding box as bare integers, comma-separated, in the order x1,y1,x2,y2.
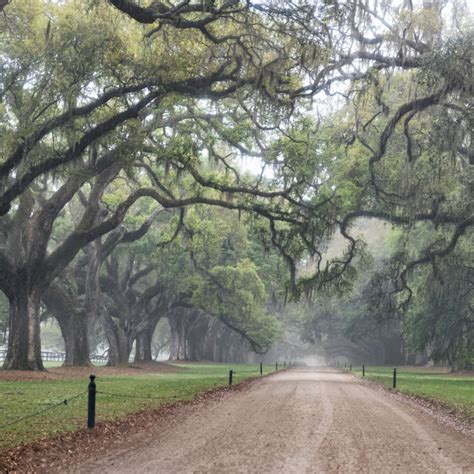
168,317,179,360
168,314,186,360
1,163,125,370
184,313,212,361
56,311,91,367
3,278,44,370
104,313,133,366
134,316,162,362
186,328,201,361
83,241,102,361
43,285,92,367
134,330,153,362
106,330,131,366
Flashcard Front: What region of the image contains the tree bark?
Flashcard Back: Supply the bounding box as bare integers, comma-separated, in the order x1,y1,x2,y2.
3,278,44,370
168,315,183,360
134,330,153,362
104,315,132,366
43,284,92,367
56,311,91,366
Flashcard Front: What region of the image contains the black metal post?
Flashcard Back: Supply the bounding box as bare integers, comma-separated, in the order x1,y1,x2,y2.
260,362,263,376
275,362,278,371
284,361,286,368
87,375,96,429
362,364,365,377
229,370,233,386
350,364,352,372
393,368,397,389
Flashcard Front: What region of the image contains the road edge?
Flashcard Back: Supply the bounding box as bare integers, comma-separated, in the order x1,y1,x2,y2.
0,371,286,472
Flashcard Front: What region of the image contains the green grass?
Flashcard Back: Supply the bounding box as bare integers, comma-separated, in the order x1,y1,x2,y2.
0,362,276,451
352,366,474,419
42,361,107,368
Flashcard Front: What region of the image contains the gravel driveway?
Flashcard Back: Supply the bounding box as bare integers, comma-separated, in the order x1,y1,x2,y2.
73,368,474,473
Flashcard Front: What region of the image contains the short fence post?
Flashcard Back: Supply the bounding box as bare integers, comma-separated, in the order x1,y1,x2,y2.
87,375,96,429
350,364,352,372
229,370,233,386
260,362,263,376
275,362,278,371
344,362,347,368
362,364,365,377
393,368,397,389
284,361,286,368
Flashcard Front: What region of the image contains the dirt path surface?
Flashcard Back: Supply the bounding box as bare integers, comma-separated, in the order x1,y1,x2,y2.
71,369,474,473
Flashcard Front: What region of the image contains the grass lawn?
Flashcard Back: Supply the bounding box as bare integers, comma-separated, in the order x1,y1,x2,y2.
351,366,474,419
0,362,275,451
42,361,107,368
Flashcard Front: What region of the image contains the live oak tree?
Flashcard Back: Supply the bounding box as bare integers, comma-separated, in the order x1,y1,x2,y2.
100,236,168,365
0,0,307,369
393,225,473,369
153,205,282,359
42,200,160,366
281,2,473,367
1,156,131,369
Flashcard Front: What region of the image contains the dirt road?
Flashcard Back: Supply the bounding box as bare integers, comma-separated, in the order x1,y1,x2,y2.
73,369,474,473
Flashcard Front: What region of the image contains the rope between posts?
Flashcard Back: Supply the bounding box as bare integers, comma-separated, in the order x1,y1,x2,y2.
0,392,86,430
1,369,271,431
